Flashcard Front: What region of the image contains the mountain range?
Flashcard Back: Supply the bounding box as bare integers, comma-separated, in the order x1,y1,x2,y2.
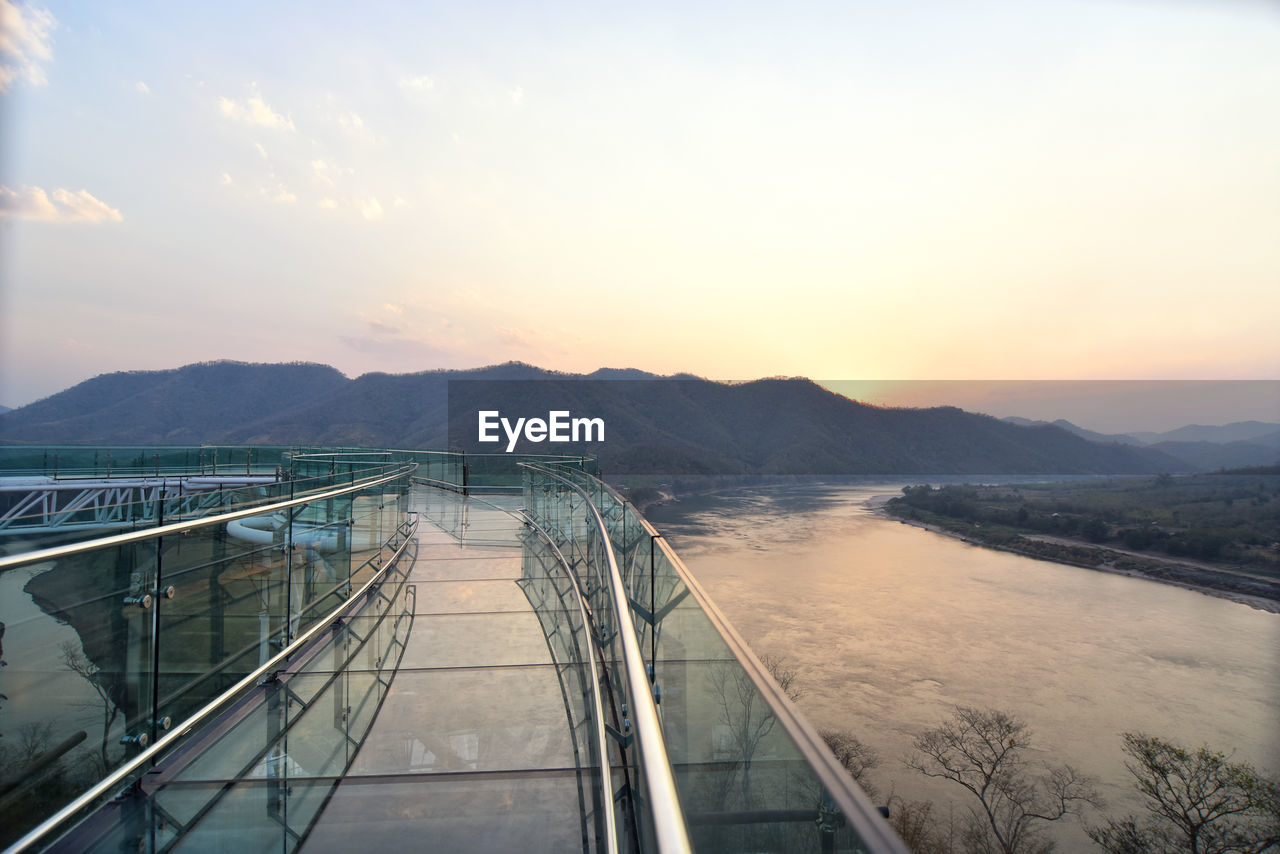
0,360,1259,475
1001,417,1280,470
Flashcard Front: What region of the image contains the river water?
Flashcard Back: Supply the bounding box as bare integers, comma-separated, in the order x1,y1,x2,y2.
644,481,1280,851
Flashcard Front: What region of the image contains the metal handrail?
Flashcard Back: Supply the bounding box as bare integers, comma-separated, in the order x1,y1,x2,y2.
0,463,416,574
521,511,621,854
546,466,910,854
5,513,420,853
521,463,693,854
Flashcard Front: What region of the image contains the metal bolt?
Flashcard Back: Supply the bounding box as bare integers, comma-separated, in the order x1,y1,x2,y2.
121,732,149,749
123,594,153,610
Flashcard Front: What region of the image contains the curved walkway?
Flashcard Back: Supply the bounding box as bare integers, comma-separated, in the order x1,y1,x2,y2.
302,487,586,853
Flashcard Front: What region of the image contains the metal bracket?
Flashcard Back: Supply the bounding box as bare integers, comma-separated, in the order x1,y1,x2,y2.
604,722,633,750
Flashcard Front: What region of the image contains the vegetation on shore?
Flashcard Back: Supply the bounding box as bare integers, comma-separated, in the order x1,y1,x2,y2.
882,473,1280,607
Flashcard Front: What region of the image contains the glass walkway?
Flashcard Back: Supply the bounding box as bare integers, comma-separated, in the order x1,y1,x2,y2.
0,448,906,853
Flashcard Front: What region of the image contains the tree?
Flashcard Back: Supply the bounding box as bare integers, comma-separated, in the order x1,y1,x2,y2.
887,794,960,854
760,653,804,703
1090,733,1280,854
1082,517,1110,543
905,706,1099,854
61,641,120,772
820,728,881,799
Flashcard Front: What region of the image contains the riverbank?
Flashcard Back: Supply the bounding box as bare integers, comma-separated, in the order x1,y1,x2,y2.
873,498,1280,614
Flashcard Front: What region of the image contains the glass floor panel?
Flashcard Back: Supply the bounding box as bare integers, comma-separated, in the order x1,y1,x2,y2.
410,579,540,613
345,665,577,775
399,612,561,669
300,771,588,854
408,559,523,582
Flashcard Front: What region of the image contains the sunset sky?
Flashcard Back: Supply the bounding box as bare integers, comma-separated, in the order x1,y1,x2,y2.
1,1,1277,428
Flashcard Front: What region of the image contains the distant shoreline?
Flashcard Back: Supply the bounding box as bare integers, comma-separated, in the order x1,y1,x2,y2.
873,501,1280,615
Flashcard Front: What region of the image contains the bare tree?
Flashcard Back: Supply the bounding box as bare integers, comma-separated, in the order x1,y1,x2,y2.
60,641,119,771
707,660,779,797
760,653,804,703
821,728,881,799
1089,733,1280,854
887,793,961,854
905,706,1099,854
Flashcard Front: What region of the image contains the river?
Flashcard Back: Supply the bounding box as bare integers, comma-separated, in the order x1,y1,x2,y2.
644,480,1280,851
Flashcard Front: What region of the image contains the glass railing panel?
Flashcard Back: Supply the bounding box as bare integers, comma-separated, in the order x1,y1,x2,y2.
533,466,905,853
154,525,284,730
0,446,291,480
168,696,278,787
1,456,415,851
116,535,411,850
283,686,354,780
522,466,659,851
346,495,384,587
158,778,320,853
344,669,381,761
0,536,159,850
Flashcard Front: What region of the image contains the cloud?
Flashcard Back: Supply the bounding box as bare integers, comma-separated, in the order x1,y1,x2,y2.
510,85,524,106
52,188,123,221
135,80,150,95
358,196,383,222
260,183,296,204
254,142,268,159
338,111,377,143
317,197,338,210
0,0,55,92
0,185,123,223
398,75,434,92
218,90,295,130
393,196,409,209
340,315,454,361
311,159,334,186
0,184,54,219
366,319,399,336
220,171,233,185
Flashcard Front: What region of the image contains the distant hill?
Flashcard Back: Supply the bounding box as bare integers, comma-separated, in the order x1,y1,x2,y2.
0,404,10,415
1156,421,1280,445
1146,440,1280,472
0,362,350,444
1001,417,1280,470
0,361,1192,475
1002,417,1141,445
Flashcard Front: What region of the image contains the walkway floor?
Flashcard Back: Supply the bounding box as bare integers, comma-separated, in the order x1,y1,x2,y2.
303,487,587,853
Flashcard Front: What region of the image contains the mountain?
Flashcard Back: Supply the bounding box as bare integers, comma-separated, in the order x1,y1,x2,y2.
1254,429,1280,450
1155,421,1280,445
0,404,10,415
999,417,1280,469
0,361,1190,475
0,362,350,444
1001,417,1142,445
1146,440,1280,472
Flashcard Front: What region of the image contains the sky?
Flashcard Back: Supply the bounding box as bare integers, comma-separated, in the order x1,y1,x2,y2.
1,0,1277,431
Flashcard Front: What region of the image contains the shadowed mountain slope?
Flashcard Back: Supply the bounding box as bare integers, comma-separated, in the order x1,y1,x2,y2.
0,361,1190,474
